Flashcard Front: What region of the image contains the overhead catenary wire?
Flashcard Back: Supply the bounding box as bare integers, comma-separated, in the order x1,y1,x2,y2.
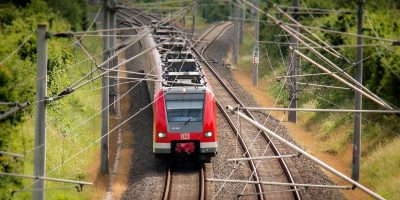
54,6,191,99
74,36,100,70
61,39,169,98
197,16,301,198
0,172,92,186
274,4,352,64
240,107,400,114
12,185,82,193
282,21,400,43
364,13,400,78
45,39,193,177
0,150,25,158
0,101,30,121
293,49,393,107
264,10,394,109
296,82,350,90
18,8,193,194
258,40,397,48
0,32,34,65
275,4,355,13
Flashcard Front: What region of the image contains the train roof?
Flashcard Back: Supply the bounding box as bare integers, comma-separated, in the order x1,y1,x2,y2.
153,24,207,90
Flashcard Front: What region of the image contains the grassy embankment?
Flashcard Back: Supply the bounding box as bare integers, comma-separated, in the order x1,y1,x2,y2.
11,31,103,200
0,1,104,199
232,22,400,199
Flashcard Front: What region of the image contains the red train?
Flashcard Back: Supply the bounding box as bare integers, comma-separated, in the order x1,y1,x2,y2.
151,25,217,161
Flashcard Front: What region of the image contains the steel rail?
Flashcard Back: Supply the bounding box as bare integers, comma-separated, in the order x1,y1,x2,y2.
162,166,172,200
193,23,265,200
227,105,385,200
200,165,206,200
159,20,264,199
215,99,265,200
162,165,206,200
127,8,206,200
191,23,302,200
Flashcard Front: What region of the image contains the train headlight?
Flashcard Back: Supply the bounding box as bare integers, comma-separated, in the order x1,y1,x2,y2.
158,132,166,138
204,131,213,138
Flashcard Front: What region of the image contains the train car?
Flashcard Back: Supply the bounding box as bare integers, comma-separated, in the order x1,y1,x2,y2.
151,27,217,162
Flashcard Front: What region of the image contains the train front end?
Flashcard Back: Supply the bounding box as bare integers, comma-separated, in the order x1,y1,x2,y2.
153,87,217,161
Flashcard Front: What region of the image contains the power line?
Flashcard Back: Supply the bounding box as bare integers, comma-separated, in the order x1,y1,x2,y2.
282,21,399,43
0,172,92,186
25,27,193,193
53,6,191,100
0,101,30,121
258,40,398,48
45,42,193,176
0,150,25,159
0,32,34,65
275,4,355,13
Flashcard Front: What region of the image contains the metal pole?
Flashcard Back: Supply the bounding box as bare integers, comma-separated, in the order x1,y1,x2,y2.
283,21,391,109
274,5,348,62
226,105,384,200
288,0,299,123
33,23,47,200
252,0,259,86
239,0,244,44
352,0,364,181
233,1,239,65
192,0,196,38
109,1,116,113
250,4,393,109
101,0,109,174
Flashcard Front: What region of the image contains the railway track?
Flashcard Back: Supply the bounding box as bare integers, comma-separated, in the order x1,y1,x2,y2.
162,164,206,200
192,22,302,200
121,8,302,199
122,8,208,200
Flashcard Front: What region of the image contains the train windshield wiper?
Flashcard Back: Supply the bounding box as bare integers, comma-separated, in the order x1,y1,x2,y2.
184,118,192,125
184,110,200,125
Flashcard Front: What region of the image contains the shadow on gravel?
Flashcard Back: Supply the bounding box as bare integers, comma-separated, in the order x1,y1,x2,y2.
121,43,166,199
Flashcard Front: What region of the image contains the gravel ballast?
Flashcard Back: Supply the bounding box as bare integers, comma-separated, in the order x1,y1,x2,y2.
204,26,346,200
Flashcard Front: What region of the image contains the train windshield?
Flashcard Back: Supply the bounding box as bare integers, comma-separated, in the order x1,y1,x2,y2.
166,101,203,122
165,93,205,132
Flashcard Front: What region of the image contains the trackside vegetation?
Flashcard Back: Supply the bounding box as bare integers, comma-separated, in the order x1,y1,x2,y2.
229,0,399,198
0,0,102,199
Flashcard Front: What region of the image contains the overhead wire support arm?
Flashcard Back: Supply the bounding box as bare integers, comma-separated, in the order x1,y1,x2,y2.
0,172,92,187
273,4,352,64
266,13,394,109
239,107,400,114
226,104,385,200
207,178,353,190
293,48,391,108
0,101,30,121
0,150,25,159
282,22,399,43
49,6,192,102
0,102,20,106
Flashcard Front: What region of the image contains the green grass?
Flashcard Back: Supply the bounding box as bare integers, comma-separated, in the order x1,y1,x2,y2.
8,37,103,199
235,21,400,198
362,137,400,199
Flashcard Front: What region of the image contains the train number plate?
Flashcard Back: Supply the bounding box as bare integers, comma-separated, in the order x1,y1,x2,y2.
181,133,190,140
